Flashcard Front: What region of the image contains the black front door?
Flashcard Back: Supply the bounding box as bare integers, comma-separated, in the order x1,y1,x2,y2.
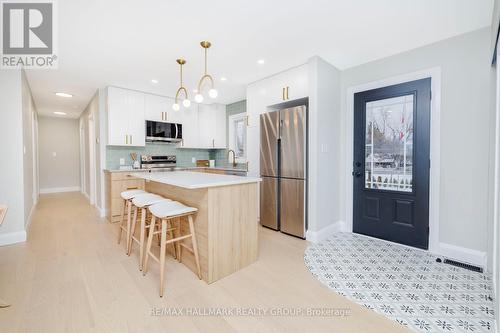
353,78,431,249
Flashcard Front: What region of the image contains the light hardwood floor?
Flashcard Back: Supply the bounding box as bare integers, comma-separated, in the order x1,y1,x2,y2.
0,193,409,333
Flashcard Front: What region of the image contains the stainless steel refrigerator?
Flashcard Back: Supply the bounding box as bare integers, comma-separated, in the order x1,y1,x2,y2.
260,106,307,238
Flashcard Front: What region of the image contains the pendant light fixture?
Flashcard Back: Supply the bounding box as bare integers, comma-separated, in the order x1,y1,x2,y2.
194,41,217,103
172,58,191,111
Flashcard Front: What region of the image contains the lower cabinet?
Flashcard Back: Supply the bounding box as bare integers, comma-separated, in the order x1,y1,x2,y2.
105,171,145,223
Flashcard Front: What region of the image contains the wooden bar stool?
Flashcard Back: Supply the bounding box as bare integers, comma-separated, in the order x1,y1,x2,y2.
117,189,146,254
129,193,172,270
143,201,201,297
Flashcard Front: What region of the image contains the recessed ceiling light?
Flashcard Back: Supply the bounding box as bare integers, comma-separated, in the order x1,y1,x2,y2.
55,92,73,98
257,59,265,64
151,79,159,84
220,77,227,81
53,111,67,115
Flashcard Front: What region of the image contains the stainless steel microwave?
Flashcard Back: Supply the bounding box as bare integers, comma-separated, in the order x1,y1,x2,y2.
145,121,182,143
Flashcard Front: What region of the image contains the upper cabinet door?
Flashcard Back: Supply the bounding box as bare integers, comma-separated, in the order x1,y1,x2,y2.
197,104,214,148
179,104,199,148
214,104,227,149
145,94,166,122
127,90,145,147
107,87,130,146
165,97,182,123
279,64,308,102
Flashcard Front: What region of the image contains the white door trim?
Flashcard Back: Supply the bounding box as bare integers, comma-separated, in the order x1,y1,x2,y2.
492,44,500,296
344,67,442,254
88,114,96,206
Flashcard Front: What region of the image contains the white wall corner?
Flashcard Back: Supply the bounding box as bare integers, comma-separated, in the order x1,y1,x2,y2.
0,230,27,246
306,221,346,243
436,242,487,270
99,207,106,219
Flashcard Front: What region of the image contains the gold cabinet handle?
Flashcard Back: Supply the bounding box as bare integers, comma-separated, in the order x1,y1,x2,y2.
165,112,167,121
161,112,163,121
246,115,249,126
126,186,138,190
125,135,128,144
282,87,285,101
286,86,289,100
130,135,132,145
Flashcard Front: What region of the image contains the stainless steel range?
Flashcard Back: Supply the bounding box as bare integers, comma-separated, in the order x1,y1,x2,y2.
140,155,177,169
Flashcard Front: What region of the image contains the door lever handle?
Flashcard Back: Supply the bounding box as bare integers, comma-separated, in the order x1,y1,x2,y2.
352,171,361,178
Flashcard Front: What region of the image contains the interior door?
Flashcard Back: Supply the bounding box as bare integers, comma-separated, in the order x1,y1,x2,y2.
353,78,431,249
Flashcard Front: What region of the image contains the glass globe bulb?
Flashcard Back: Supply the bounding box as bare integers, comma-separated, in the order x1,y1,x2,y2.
183,99,191,108
208,88,218,99
172,103,180,111
194,93,204,103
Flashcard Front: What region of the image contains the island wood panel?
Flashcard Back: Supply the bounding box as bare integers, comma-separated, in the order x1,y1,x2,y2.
146,181,210,282
207,182,259,282
146,180,259,283
105,172,145,223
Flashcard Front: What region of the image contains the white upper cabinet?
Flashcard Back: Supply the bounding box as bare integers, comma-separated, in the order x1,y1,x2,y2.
246,64,309,175
145,94,180,123
108,87,226,149
196,103,227,149
107,87,145,147
213,104,227,149
179,104,199,148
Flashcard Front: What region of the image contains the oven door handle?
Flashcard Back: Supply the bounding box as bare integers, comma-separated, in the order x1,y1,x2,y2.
174,124,178,139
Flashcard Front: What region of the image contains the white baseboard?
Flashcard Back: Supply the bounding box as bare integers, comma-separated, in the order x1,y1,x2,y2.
0,231,27,246
40,186,81,194
306,221,346,243
98,207,106,218
437,242,487,270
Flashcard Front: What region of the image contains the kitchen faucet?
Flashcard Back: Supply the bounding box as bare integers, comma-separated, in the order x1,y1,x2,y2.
228,149,237,167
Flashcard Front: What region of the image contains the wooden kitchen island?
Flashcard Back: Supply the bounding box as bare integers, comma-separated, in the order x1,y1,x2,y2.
131,171,261,284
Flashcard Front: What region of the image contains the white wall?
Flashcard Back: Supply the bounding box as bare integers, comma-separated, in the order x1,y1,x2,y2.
79,90,106,216
306,57,342,240
340,28,492,261
21,71,37,225
38,117,80,192
0,69,37,245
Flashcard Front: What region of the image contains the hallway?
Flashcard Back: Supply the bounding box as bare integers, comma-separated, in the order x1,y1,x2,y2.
0,192,408,333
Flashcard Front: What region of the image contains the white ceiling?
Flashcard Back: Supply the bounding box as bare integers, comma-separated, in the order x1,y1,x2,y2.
26,0,493,118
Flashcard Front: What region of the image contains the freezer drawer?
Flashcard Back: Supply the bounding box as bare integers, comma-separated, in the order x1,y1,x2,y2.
260,177,278,230
280,178,306,238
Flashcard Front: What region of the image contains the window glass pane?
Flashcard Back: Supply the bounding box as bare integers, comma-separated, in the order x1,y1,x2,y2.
234,119,246,158
365,95,413,192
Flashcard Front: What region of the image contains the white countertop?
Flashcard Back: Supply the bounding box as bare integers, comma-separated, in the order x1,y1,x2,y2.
131,171,261,189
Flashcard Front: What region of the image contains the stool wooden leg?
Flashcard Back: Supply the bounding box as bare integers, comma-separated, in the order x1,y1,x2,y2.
177,217,182,263
188,215,202,280
159,219,167,297
139,208,147,271
143,215,156,276
124,201,133,254
117,199,126,244
128,206,138,256
167,220,177,259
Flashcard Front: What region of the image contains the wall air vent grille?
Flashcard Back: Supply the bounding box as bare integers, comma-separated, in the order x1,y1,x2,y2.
443,259,483,273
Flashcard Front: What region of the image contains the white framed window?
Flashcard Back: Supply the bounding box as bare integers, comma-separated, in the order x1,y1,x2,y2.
228,112,247,162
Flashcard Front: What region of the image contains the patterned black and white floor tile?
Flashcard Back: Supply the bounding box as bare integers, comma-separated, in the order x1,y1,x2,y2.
304,232,496,333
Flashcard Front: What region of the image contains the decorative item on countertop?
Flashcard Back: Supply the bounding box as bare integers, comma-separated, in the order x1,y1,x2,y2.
131,153,140,169
0,204,10,308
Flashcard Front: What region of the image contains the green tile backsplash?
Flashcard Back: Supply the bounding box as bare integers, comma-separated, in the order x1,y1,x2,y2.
106,143,223,169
